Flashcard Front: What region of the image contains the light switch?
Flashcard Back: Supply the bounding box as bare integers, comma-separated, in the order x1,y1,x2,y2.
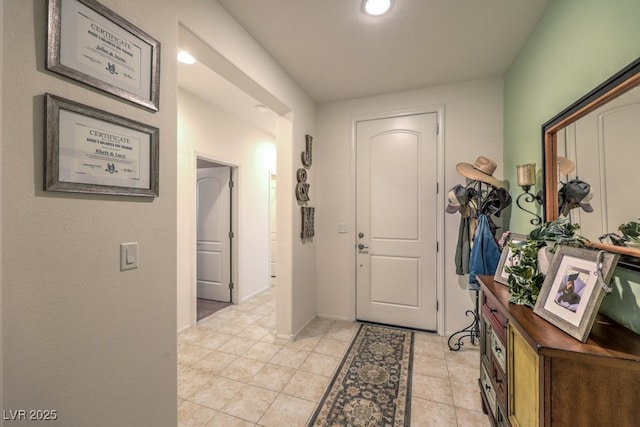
126,247,136,264
120,242,138,271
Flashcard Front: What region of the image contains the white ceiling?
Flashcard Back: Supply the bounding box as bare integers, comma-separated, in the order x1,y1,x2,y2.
178,0,550,134
217,0,550,103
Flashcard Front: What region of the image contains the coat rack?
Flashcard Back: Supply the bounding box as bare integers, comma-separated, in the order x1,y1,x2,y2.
448,180,492,351
447,291,480,351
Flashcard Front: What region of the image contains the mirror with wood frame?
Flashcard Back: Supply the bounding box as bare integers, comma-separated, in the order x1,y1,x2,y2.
542,57,640,270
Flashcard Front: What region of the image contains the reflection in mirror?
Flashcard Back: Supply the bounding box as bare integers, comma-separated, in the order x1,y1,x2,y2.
556,85,640,242
543,58,640,268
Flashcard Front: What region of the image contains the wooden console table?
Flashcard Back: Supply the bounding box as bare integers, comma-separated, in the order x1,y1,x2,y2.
478,275,640,426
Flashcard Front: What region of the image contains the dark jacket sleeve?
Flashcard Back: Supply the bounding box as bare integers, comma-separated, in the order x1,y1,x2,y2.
454,216,471,275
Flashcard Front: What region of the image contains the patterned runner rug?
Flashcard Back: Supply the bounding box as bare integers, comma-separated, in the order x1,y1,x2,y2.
307,323,414,427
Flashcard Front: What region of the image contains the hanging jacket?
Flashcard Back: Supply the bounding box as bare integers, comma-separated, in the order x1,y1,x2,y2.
455,215,471,275
468,214,501,290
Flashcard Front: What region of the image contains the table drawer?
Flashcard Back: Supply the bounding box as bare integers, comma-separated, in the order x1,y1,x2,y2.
491,328,506,371
482,292,508,342
491,355,507,409
480,364,497,416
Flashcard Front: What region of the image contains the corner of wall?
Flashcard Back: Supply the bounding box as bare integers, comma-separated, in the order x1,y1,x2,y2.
1,0,5,421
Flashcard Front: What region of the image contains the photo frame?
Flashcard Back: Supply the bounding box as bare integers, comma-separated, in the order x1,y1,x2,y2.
494,233,527,285
47,0,161,111
533,246,619,342
45,93,159,197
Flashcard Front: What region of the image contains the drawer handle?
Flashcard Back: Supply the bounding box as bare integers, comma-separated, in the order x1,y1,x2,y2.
494,345,502,354
485,383,492,391
503,320,508,328
490,308,498,313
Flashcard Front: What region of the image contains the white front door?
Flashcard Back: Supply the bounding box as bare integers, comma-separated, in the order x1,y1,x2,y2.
356,113,438,330
197,166,231,302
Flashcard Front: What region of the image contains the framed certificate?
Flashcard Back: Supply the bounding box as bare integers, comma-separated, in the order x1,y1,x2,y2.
45,93,159,197
47,0,160,111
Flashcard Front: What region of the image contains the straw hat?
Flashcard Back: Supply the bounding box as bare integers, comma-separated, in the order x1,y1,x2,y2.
557,156,575,176
456,156,502,188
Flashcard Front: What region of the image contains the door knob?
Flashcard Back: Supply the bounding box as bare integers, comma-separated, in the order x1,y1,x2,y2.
358,232,365,238
357,243,369,250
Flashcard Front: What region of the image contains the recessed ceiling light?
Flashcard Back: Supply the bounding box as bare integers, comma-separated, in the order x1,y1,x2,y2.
254,104,267,112
363,0,392,16
177,50,196,65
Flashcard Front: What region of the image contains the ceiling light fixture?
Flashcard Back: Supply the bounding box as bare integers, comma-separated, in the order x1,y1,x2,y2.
177,50,196,65
363,0,392,16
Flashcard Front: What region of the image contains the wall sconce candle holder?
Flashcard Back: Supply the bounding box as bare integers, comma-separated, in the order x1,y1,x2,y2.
516,163,544,225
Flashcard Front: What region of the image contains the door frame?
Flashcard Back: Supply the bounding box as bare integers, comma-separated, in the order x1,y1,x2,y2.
269,171,277,286
192,151,239,326
350,106,446,335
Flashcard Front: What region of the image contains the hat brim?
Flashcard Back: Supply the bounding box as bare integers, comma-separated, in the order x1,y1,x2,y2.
557,157,576,176
456,163,502,188
580,203,593,213
446,204,460,214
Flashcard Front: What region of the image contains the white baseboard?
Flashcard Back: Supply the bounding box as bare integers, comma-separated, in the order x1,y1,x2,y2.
240,286,271,302
177,323,192,334
274,332,296,341
316,313,353,322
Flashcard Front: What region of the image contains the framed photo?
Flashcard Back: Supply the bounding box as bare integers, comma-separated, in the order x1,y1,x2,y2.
494,233,527,285
45,93,159,197
47,0,160,111
533,246,619,342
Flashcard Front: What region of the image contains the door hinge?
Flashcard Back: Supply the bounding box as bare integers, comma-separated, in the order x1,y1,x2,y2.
436,300,439,311
436,182,439,194
229,180,235,188
436,123,440,135
436,241,439,252
229,282,234,290
229,231,234,239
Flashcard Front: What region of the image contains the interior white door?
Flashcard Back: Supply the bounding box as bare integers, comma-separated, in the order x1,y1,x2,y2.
197,166,231,302
356,113,438,330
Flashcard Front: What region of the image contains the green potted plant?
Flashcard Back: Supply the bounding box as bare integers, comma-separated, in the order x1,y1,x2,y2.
506,217,588,307
618,219,640,248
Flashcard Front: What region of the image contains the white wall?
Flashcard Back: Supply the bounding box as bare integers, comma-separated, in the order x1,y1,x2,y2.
178,0,318,338
315,77,504,336
1,0,178,425
177,90,276,331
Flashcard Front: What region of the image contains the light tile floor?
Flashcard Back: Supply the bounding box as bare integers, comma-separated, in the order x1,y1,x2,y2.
177,288,490,427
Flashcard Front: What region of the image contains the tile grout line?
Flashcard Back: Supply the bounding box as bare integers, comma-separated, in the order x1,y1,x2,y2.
179,290,487,426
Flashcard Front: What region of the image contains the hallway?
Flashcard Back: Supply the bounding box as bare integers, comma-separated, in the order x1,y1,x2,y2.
177,289,489,426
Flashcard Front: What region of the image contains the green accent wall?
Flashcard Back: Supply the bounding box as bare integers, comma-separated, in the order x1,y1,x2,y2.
504,0,640,333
